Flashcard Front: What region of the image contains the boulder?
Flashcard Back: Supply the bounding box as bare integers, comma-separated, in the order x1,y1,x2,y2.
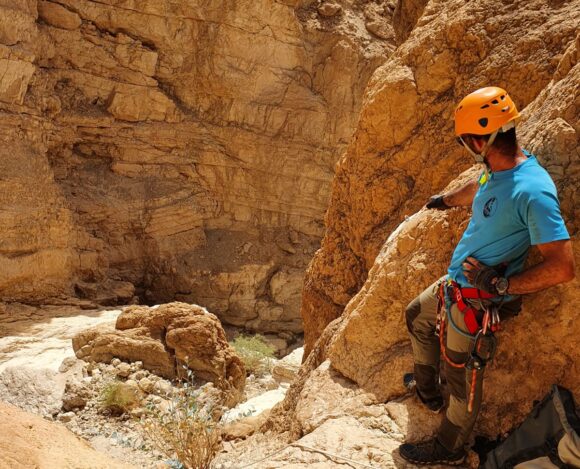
72,302,246,405
0,367,65,417
61,379,94,411
272,347,303,384
221,410,271,441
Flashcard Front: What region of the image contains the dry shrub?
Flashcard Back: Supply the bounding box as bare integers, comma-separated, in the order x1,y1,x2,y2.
142,370,221,469
99,381,141,415
231,334,275,377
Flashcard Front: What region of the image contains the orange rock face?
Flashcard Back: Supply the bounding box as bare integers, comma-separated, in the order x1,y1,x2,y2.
300,0,579,436
0,401,134,468
301,0,579,356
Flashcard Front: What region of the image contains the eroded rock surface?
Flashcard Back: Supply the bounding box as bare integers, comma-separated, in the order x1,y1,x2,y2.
0,401,134,469
0,0,396,333
301,0,578,355
299,0,579,441
73,302,246,405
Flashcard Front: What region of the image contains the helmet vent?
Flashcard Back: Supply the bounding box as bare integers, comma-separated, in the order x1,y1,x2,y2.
479,118,489,128
501,106,509,112
492,99,499,104
480,104,490,109
501,95,506,100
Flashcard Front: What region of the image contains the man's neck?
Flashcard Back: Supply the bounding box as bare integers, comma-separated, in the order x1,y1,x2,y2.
487,147,527,172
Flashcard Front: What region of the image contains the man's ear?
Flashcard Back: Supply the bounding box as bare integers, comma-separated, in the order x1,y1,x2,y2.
469,136,486,152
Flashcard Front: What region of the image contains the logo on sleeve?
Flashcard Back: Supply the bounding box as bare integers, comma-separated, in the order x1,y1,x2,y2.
483,197,498,218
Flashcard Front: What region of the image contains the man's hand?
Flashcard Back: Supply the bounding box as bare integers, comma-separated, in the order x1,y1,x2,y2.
426,195,449,210
429,179,480,209
463,257,502,294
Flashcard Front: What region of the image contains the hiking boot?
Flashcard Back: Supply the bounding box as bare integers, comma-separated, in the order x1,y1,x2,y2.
399,438,466,466
403,373,445,414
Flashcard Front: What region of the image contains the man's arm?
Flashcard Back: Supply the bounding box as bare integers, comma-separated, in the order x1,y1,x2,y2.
507,239,575,294
462,240,575,295
442,179,479,207
426,179,479,209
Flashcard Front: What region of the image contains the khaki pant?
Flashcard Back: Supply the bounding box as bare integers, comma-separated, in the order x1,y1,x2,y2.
406,277,521,451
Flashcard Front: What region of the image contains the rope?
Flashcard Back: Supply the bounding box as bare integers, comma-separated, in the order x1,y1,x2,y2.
232,441,382,469
295,443,380,469
234,444,294,469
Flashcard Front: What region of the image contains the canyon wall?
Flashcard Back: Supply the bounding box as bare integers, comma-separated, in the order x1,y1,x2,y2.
297,0,579,438
0,0,396,332
301,0,580,356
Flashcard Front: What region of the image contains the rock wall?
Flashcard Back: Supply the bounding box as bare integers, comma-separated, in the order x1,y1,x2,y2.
298,0,579,439
301,0,580,356
0,0,395,332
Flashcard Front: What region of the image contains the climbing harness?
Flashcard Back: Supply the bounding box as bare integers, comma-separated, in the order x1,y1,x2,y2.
436,278,499,413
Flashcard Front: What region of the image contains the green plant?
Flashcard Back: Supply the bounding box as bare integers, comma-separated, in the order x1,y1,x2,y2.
231,334,276,377
142,369,221,469
99,381,141,415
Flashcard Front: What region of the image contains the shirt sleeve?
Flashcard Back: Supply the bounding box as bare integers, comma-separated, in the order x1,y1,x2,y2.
526,189,570,245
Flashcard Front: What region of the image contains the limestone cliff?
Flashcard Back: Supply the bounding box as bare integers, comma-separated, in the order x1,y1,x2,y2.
291,0,579,446
301,0,579,356
0,0,395,332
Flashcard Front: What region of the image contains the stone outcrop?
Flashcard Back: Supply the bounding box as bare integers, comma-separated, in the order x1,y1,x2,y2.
297,0,579,442
0,0,397,333
215,2,579,463
0,401,134,469
301,0,579,356
73,302,246,405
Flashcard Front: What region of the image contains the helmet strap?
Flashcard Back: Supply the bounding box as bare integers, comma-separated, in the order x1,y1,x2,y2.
459,129,499,175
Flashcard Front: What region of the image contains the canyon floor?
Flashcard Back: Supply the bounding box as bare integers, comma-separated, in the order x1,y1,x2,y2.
0,304,302,468
0,301,467,469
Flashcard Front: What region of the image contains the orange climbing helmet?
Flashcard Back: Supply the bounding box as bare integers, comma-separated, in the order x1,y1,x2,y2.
454,86,520,136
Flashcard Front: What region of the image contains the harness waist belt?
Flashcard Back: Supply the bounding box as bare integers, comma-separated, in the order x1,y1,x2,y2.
449,281,498,335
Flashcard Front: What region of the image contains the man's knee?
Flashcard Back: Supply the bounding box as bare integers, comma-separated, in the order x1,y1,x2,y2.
405,296,422,334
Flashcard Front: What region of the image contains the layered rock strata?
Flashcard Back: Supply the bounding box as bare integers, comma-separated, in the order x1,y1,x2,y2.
0,0,396,332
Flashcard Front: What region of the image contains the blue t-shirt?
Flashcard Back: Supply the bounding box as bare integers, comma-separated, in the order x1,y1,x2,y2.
448,151,570,291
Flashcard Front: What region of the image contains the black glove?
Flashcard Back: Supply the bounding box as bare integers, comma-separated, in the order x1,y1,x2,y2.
462,257,500,294
426,195,449,210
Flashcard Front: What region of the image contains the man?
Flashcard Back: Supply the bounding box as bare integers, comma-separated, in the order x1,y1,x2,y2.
399,86,575,465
